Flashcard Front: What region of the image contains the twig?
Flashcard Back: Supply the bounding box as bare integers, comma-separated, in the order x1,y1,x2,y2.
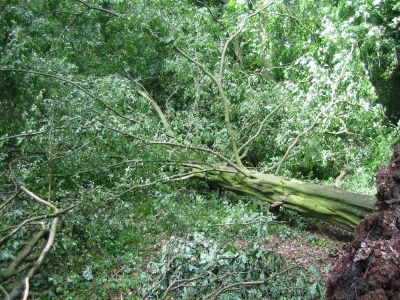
161,273,211,299
208,219,283,227
206,266,301,299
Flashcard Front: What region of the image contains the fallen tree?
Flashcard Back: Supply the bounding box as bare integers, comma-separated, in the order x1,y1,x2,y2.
1,2,395,297
0,1,377,232
194,166,375,230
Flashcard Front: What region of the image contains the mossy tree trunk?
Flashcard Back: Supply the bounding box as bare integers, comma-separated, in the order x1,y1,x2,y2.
194,167,375,230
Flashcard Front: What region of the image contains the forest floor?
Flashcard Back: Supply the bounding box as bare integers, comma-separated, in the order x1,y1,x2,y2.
36,183,352,299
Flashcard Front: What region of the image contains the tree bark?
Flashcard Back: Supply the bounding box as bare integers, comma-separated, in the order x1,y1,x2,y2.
194,167,375,230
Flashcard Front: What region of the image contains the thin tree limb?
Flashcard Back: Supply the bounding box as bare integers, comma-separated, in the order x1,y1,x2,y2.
102,125,246,175
205,266,301,299
2,230,48,281
0,131,47,141
0,190,21,211
116,168,218,198
238,97,290,158
19,186,57,211
76,0,122,17
135,85,175,138
0,68,135,123
148,28,245,168
0,206,75,244
219,1,275,84
21,217,59,300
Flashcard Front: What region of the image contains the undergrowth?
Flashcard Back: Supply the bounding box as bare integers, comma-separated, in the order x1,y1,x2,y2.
30,184,339,299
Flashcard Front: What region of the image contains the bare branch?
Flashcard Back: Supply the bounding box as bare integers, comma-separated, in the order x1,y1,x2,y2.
19,186,57,211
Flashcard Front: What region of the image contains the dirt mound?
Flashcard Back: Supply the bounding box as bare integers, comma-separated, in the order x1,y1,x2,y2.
326,147,400,300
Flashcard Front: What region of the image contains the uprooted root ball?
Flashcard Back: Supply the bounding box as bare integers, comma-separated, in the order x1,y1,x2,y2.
326,147,400,300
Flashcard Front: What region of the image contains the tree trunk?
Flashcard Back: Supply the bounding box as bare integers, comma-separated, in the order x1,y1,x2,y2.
194,167,375,230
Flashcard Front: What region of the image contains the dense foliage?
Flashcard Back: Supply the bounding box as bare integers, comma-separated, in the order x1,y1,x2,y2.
0,0,399,299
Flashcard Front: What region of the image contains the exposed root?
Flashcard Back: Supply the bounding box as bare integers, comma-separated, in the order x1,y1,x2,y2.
326,147,400,299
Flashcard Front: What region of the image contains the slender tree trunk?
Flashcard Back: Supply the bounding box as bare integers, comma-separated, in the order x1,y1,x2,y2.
194,167,375,230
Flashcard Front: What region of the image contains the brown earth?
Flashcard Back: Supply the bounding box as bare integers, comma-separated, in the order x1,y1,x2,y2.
326,147,400,299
